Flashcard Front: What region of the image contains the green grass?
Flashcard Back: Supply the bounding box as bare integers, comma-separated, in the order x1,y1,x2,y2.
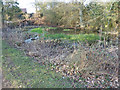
30,27,44,34
63,29,73,31
45,33,100,42
69,34,100,42
45,33,71,40
2,40,83,88
30,27,101,42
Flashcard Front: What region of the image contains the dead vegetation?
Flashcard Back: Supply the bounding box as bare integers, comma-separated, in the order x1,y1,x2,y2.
2,28,119,88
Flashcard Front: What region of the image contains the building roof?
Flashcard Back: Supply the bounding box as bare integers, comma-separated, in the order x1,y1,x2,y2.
21,8,27,13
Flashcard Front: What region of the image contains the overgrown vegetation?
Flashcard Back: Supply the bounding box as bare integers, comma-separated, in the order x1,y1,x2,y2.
30,27,101,43
2,40,84,88
33,1,118,33
2,26,118,88
2,0,119,88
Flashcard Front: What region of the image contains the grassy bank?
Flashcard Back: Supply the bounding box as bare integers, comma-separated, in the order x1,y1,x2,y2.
2,40,83,88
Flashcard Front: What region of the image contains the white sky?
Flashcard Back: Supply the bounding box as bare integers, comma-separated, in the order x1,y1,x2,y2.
17,0,117,13
17,0,36,13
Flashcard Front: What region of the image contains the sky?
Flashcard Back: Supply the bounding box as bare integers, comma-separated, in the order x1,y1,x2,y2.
17,0,117,13
17,0,36,13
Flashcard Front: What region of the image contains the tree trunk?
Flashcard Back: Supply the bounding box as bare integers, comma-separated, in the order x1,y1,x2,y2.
79,6,83,26
0,1,3,28
79,2,84,27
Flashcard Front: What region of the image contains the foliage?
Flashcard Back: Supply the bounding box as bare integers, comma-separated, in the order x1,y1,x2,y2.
3,0,22,21
2,0,119,88
34,1,118,33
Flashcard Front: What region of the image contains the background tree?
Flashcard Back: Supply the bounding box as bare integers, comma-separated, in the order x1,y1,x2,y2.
34,0,118,34
3,0,22,21
0,0,3,26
